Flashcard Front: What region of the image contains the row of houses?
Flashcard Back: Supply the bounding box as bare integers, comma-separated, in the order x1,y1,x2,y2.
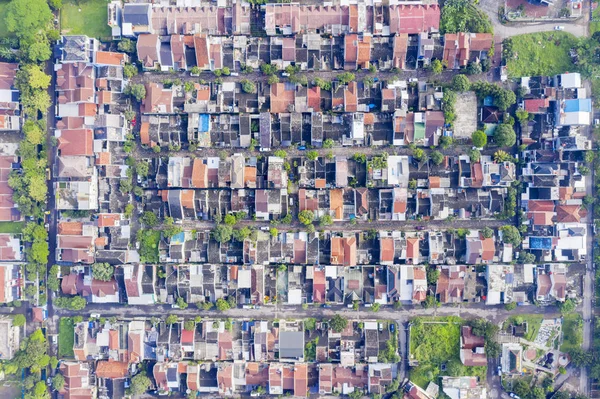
59,317,398,397
109,0,441,38
133,30,492,73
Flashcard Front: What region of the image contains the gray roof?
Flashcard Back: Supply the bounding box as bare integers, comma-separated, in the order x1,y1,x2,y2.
279,331,304,359
123,4,151,25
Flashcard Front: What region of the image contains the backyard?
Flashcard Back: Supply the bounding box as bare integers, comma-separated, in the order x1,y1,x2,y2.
505,32,578,78
61,0,111,39
560,314,583,352
409,316,487,388
592,5,600,35
58,317,75,358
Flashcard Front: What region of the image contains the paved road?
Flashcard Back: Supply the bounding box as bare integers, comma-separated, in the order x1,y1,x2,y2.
157,218,510,232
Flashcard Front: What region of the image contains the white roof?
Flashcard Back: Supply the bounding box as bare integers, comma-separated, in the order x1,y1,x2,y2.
560,73,581,88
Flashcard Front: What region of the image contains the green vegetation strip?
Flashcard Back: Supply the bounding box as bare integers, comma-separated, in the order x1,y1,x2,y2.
504,314,543,342
0,221,23,233
560,314,583,352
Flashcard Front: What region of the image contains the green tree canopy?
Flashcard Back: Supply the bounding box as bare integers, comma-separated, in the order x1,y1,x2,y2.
92,263,114,282
130,373,152,396
500,225,521,246
4,0,52,42
452,74,470,91
471,130,487,148
329,314,348,332
298,210,314,225
494,124,516,147
213,224,233,243
13,314,25,327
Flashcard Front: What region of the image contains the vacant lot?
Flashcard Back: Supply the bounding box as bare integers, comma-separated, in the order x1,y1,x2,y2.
453,92,478,138
409,317,486,388
0,222,23,234
506,32,578,78
560,314,583,352
61,0,111,39
58,318,75,358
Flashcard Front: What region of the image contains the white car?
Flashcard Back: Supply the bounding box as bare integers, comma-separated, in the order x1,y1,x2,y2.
554,26,565,30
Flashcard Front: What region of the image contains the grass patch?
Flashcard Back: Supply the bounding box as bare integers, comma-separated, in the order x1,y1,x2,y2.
409,317,486,388
504,314,543,342
505,32,578,78
560,314,583,352
0,222,24,234
592,7,600,35
61,0,111,39
58,318,75,358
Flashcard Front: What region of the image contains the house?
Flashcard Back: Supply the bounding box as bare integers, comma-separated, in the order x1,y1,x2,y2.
154,362,180,394
555,98,592,126
460,326,487,366
392,34,409,69
263,3,361,36
536,264,567,302
485,265,514,305
441,376,487,399
124,264,156,305
59,362,96,399
436,265,466,303
387,265,427,304
142,83,173,114
443,33,493,69
465,234,495,264
0,265,21,304
121,3,152,36
501,342,522,375
279,331,305,361
271,83,296,113
330,236,357,267
388,4,440,35
137,34,160,70
344,34,372,70
0,63,20,131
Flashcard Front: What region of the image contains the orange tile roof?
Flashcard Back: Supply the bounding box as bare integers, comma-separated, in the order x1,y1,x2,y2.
96,51,126,66
58,222,83,235
330,189,343,220
98,213,121,227
96,361,128,379
140,122,150,145
315,178,326,189
96,152,111,165
271,83,295,113
363,113,375,125
181,189,195,209
192,159,208,188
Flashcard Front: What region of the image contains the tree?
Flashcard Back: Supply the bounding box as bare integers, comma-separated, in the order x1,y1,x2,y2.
176,296,188,309
165,315,178,325
92,263,114,281
213,224,233,243
323,138,335,148
69,296,87,310
52,373,65,391
430,150,444,165
517,251,535,264
21,90,50,116
431,59,443,74
426,267,440,285
232,226,252,241
16,64,51,91
26,39,51,62
48,0,62,10
452,74,470,92
471,130,487,148
298,210,314,225
30,240,49,264
306,150,319,161
268,74,279,85
224,214,237,225
125,84,146,102
500,225,521,246
141,211,158,227
371,303,381,312
118,38,136,54
23,120,44,145
468,148,481,162
241,79,256,93
124,64,138,79
130,373,152,396
504,302,516,311
4,0,52,42
412,148,425,162
466,61,482,75
439,135,453,149
494,124,516,147
481,227,494,238
216,298,231,311
558,298,576,314
337,72,355,85
304,318,316,331
329,314,348,333
269,227,278,237
320,215,333,226
13,314,25,327
260,63,278,75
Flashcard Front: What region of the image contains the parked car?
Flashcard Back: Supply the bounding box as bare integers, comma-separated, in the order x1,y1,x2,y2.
389,323,395,333
554,26,564,30
322,304,332,308
416,226,425,230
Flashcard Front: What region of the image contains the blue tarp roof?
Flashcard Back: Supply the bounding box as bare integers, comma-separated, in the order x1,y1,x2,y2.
564,98,592,113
